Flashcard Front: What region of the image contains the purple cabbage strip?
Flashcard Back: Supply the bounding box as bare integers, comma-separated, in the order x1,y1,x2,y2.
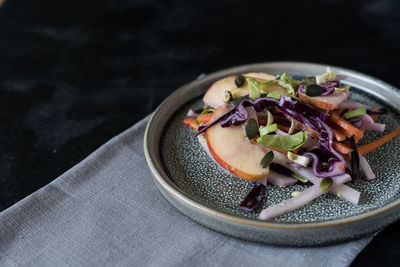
320,81,339,96
239,182,266,212
366,108,388,115
193,106,236,137
298,81,339,97
220,97,279,127
348,118,363,128
301,119,346,178
298,84,305,94
275,105,320,132
348,136,360,180
279,95,330,122
194,95,346,178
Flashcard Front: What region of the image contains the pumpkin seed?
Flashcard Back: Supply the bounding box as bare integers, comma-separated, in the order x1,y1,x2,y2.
304,84,324,96
260,151,274,168
320,177,333,191
244,118,259,139
235,75,245,88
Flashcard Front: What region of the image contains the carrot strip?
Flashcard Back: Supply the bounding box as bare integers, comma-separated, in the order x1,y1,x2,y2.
332,108,346,117
197,113,213,124
330,114,364,139
183,118,199,131
332,141,353,155
328,122,347,142
359,128,400,155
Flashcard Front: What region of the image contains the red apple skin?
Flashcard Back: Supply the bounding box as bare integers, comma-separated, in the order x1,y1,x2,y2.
206,137,266,181
203,72,278,108
205,105,268,181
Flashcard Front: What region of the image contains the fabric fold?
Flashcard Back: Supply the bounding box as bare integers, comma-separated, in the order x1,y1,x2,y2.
0,115,373,267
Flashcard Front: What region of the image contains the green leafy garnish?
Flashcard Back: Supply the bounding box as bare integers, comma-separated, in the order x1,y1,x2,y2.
287,151,310,167
267,91,288,100
266,110,274,126
279,73,301,93
335,84,350,92
195,109,215,125
316,67,336,85
343,107,366,119
256,131,308,151
259,124,278,136
247,77,293,100
288,119,295,134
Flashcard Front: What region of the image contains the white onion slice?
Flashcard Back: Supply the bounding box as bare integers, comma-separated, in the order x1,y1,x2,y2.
259,174,351,220
267,170,298,186
272,151,360,204
330,184,360,204
359,153,376,180
339,100,370,110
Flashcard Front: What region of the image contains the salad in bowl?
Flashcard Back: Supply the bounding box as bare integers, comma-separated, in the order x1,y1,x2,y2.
182,68,400,220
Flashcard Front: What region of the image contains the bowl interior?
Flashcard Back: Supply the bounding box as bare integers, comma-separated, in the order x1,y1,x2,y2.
160,71,400,223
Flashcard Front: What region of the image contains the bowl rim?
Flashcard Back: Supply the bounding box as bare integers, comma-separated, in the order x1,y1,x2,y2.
144,61,400,230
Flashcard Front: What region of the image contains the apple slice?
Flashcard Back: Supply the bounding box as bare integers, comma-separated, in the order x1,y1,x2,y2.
203,72,279,108
206,105,269,181
298,90,350,110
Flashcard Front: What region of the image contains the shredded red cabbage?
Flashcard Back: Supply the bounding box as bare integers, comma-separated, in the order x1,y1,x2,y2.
299,81,339,97
348,118,363,128
319,81,339,96
193,107,236,137
279,95,330,122
220,97,279,127
239,182,266,212
348,136,360,180
194,95,346,178
275,106,320,131
366,108,388,115
301,119,346,178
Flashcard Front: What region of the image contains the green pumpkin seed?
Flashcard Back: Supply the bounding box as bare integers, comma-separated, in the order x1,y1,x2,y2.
235,75,245,88
304,84,324,96
260,151,274,168
230,96,248,107
291,191,301,197
320,177,333,191
244,118,259,139
291,173,308,183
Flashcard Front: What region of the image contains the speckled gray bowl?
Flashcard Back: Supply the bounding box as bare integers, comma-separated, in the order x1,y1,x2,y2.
144,62,400,246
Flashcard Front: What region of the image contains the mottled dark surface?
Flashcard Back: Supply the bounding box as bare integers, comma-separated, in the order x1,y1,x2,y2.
0,0,399,265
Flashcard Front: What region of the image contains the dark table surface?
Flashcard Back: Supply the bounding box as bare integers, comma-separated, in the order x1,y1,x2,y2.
1,0,399,265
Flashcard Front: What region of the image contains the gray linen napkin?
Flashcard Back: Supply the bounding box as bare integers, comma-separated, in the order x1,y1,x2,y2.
0,115,373,266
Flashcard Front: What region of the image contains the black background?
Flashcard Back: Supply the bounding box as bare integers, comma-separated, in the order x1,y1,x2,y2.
1,0,399,265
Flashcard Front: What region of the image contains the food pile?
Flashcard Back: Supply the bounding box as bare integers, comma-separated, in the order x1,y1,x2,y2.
183,69,400,220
